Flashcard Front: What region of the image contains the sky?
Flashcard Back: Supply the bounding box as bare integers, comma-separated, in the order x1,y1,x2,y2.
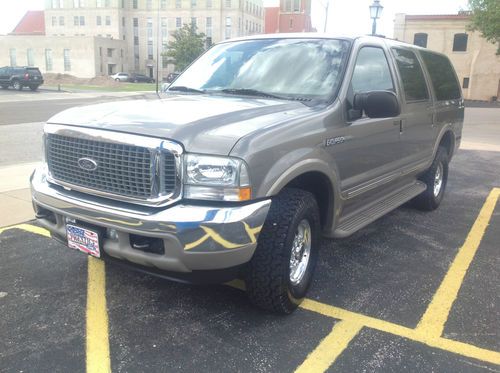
0,0,469,37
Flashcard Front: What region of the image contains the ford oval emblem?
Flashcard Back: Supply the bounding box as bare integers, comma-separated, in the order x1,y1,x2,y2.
78,157,98,171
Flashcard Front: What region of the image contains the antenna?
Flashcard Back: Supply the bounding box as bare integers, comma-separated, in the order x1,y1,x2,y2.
156,0,160,97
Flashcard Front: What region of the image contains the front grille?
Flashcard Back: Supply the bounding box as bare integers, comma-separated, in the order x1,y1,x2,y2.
46,134,176,201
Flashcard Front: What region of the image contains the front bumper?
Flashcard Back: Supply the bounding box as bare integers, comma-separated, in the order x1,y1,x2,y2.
31,166,271,275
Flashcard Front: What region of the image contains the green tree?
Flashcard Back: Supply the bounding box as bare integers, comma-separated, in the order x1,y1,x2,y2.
468,0,500,54
165,23,206,71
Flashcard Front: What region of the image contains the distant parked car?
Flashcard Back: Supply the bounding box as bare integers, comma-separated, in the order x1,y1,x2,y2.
165,72,180,83
110,72,129,82
0,66,44,91
128,73,155,83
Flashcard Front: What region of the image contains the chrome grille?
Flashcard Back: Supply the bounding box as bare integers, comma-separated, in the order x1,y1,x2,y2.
46,133,176,200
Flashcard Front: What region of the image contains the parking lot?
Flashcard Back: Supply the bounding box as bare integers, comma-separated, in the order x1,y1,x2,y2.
1,144,499,372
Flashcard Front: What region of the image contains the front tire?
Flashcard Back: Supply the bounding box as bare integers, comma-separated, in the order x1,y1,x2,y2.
245,188,320,314
412,146,449,211
12,80,22,90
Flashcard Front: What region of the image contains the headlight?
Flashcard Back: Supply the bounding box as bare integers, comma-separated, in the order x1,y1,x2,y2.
183,154,251,201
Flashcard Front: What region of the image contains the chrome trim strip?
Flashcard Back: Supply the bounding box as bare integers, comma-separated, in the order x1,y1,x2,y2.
44,123,183,207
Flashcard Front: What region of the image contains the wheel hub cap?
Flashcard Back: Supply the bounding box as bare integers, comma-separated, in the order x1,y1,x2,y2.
289,219,312,285
433,163,443,197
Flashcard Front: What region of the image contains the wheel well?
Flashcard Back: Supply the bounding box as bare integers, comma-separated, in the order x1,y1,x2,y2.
286,171,333,229
439,131,455,159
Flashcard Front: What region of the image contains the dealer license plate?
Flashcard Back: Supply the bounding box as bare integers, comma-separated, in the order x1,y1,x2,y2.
66,224,101,258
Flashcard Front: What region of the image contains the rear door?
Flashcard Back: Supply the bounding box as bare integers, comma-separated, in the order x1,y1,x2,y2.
390,47,434,165
0,67,8,84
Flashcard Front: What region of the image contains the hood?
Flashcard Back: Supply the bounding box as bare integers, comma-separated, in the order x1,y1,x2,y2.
48,94,310,155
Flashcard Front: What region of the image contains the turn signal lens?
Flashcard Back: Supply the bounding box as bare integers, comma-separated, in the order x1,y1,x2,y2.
238,187,251,201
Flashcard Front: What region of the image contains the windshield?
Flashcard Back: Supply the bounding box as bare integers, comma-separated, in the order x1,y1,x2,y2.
166,38,351,102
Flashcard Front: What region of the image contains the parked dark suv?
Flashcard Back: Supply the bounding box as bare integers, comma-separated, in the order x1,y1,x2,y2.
128,73,155,83
0,66,44,91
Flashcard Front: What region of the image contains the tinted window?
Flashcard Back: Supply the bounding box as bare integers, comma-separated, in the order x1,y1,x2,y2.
392,48,429,101
453,33,468,52
413,33,428,48
351,47,394,93
463,77,469,89
420,51,461,100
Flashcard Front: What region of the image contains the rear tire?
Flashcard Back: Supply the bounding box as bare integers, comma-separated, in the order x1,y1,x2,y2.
115,78,120,82
1,85,8,89
412,146,448,211
29,85,39,91
245,188,320,314
12,80,22,91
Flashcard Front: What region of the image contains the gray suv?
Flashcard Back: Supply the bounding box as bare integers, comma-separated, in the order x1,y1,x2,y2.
31,35,463,314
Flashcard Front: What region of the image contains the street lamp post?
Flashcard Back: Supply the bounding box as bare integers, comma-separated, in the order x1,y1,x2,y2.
369,0,383,35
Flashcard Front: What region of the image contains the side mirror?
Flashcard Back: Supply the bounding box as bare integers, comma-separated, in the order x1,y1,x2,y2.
353,91,400,119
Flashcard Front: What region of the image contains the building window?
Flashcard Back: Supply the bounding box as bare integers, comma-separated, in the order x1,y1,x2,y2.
206,17,212,37
176,0,181,8
225,0,231,7
51,16,56,26
106,16,111,25
74,16,79,26
413,33,428,48
293,0,300,12
52,0,61,8
97,0,103,6
147,0,152,9
122,17,125,26
63,49,71,71
99,47,102,56
191,0,196,7
148,44,154,60
206,0,212,7
289,18,293,29
107,48,113,57
80,16,85,26
161,0,167,8
453,33,468,52
463,77,470,89
161,17,168,40
9,49,16,66
133,17,138,27
105,0,110,6
59,16,65,26
45,49,53,71
96,16,102,25
176,17,181,28
74,0,84,7
191,17,196,27
121,0,125,8
27,48,35,66
134,36,139,45
133,0,138,9
225,16,231,39
121,49,123,58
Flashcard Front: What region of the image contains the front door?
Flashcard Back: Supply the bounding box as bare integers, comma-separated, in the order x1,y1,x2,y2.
330,45,402,198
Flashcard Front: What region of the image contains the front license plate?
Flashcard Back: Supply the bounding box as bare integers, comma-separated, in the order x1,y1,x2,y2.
66,224,101,258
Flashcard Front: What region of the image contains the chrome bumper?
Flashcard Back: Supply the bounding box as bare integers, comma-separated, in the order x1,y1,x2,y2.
31,166,271,273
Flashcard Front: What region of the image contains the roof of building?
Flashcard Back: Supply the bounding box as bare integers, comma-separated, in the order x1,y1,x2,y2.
406,13,471,21
11,11,45,35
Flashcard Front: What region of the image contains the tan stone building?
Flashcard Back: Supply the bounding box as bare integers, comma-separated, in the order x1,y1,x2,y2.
0,0,264,79
394,12,500,101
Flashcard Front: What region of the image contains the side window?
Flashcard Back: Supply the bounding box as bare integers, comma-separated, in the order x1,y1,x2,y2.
392,48,429,102
420,51,461,101
413,33,428,48
350,47,394,93
452,33,468,52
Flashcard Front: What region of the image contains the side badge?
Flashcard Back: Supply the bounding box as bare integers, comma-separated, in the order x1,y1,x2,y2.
325,136,346,147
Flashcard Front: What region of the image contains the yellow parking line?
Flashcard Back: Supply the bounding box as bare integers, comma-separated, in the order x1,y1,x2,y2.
295,320,363,373
86,256,111,373
416,188,500,337
300,299,500,365
0,223,50,237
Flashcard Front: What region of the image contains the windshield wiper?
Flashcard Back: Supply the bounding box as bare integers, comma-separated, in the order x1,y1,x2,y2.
168,86,205,94
218,88,288,100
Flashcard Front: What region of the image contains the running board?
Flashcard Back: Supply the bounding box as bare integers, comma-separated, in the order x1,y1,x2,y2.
333,181,426,238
